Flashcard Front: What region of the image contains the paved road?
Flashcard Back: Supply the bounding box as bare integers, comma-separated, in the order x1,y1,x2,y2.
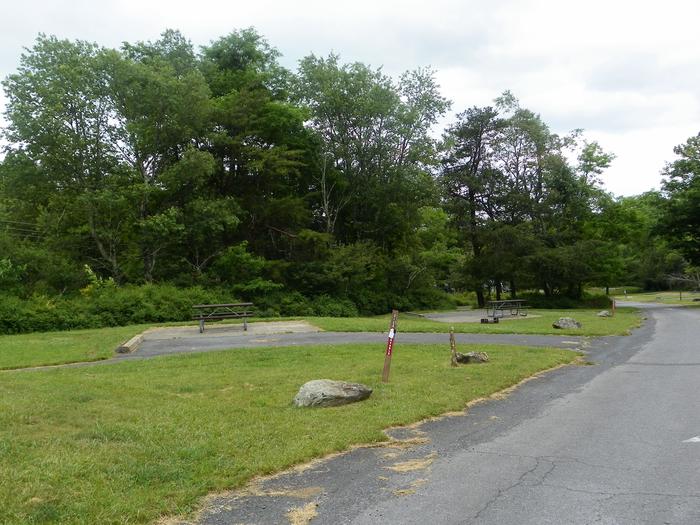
193,304,700,524
133,329,588,359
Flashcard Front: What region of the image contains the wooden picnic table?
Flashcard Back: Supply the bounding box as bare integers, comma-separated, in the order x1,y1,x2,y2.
192,302,254,333
484,299,528,321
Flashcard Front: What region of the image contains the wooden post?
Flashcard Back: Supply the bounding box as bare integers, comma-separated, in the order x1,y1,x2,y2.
611,297,616,317
450,327,458,367
382,309,399,383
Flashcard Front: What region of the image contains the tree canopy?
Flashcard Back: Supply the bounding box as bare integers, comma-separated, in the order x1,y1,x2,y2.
0,28,690,320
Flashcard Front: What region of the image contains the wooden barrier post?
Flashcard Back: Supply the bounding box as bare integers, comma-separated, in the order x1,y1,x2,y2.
611,297,616,317
450,326,458,367
382,309,399,383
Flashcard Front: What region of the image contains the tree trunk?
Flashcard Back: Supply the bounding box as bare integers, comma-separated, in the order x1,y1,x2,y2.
543,282,552,297
496,281,502,300
88,210,120,281
468,187,485,308
510,280,517,299
142,250,154,283
476,288,485,308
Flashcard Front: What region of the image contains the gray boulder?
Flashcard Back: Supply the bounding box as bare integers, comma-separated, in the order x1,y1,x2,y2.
552,317,582,329
455,351,490,364
293,379,372,408
597,310,612,317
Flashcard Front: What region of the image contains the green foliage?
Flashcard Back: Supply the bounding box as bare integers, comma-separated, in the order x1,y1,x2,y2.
441,93,632,302
0,258,26,294
0,28,681,328
660,134,700,265
0,286,229,334
519,292,612,309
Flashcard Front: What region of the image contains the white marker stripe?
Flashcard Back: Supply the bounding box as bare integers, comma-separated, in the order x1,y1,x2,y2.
682,436,700,443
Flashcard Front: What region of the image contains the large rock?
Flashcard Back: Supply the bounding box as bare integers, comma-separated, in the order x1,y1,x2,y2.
597,310,612,317
293,379,372,408
455,351,490,364
552,317,582,329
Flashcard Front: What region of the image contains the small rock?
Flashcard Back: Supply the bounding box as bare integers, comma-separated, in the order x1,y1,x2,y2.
455,351,490,364
293,379,372,408
552,317,582,329
597,310,612,317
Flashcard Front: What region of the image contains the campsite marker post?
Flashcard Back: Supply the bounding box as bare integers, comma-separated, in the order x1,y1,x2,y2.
382,310,399,383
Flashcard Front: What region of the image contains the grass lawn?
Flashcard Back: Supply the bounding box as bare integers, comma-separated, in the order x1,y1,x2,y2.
0,342,576,524
613,290,700,305
306,307,641,336
0,325,149,370
0,307,639,371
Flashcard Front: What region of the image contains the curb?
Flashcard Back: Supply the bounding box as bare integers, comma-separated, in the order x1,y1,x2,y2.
116,333,144,354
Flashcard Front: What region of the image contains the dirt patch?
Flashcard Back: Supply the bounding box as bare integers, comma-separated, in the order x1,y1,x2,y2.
142,321,319,341
385,452,438,473
286,502,318,525
240,483,322,499
393,478,428,496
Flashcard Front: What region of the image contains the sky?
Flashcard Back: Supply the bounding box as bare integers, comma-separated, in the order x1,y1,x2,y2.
1,0,699,197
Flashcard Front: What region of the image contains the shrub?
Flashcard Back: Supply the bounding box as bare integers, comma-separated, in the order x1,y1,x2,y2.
0,285,235,334
520,292,612,309
311,295,358,317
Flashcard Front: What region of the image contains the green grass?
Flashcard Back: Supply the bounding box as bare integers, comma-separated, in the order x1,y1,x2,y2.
0,325,148,370
0,342,576,524
0,307,639,371
306,308,641,336
613,290,700,305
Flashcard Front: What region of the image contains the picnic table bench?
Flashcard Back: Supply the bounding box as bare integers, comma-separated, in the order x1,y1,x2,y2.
192,302,254,333
482,299,528,323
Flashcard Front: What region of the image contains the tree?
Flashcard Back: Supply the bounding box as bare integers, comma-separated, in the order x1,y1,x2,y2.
660,133,700,265
2,35,128,278
294,55,450,246
200,30,311,260
442,92,618,300
109,30,213,281
578,140,616,185
441,106,504,305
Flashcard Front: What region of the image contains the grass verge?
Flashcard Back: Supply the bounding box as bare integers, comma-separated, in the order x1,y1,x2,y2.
0,306,638,371
306,308,641,336
0,325,149,370
0,342,576,524
614,290,700,305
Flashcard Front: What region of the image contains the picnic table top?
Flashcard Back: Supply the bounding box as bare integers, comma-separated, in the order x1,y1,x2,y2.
486,299,527,307
192,302,254,309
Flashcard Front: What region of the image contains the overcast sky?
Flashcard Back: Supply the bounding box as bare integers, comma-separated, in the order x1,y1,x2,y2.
2,0,699,196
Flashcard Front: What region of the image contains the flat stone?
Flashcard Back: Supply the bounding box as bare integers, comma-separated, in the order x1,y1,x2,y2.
597,310,612,317
293,379,372,408
455,351,490,364
552,317,582,329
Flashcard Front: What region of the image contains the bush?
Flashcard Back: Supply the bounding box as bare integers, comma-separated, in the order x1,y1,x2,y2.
0,281,464,335
311,295,358,317
0,295,98,334
0,285,236,335
520,292,612,309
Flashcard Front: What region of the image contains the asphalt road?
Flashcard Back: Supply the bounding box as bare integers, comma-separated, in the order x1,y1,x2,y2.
192,304,700,525
133,329,588,359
